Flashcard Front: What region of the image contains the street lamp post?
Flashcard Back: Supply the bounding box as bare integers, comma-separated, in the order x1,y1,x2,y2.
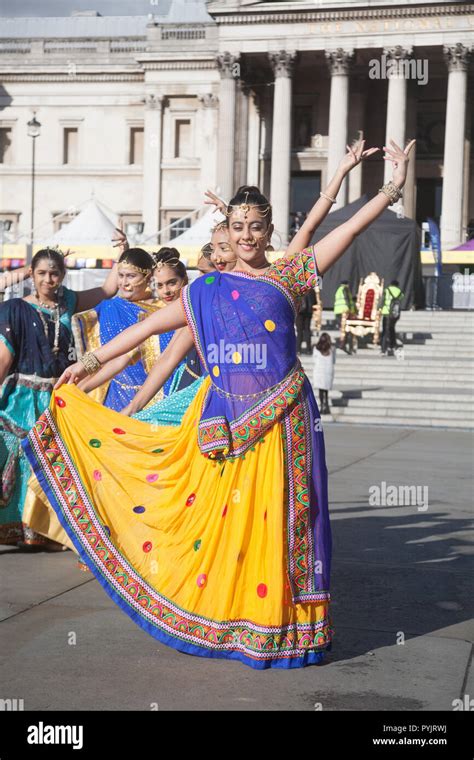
27,114,41,263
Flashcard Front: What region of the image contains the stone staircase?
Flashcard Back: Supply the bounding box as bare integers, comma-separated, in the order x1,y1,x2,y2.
299,310,474,429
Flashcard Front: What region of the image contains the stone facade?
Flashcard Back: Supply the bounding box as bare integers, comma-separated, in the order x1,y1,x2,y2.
0,0,472,249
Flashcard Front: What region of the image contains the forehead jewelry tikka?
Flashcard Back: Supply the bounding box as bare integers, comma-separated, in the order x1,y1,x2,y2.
224,191,272,220
118,262,151,276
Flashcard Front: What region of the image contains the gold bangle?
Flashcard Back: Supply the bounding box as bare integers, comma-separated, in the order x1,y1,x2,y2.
79,352,102,375
320,191,337,204
378,182,402,206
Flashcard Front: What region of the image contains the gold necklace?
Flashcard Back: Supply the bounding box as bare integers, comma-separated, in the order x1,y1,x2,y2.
34,292,61,355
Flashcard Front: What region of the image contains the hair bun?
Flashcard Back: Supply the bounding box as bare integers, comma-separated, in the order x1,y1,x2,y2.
153,247,181,264
235,185,261,195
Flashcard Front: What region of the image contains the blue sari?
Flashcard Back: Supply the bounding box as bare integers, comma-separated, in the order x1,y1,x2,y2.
0,289,77,544
73,296,182,411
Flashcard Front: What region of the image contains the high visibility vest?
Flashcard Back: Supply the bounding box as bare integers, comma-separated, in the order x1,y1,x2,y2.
381,285,402,315
334,285,354,314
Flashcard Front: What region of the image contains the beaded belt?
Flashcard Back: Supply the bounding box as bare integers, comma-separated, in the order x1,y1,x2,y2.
208,360,302,402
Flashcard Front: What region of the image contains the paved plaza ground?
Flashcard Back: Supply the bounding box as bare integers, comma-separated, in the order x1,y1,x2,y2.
1,423,472,711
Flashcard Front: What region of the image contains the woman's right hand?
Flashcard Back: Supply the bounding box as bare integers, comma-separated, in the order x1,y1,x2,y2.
119,403,134,416
54,361,87,389
204,190,227,215
111,221,129,254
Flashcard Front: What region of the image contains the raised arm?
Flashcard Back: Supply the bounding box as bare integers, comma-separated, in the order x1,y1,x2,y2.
121,327,194,416
315,139,415,275
77,352,133,393
72,226,129,313
0,265,31,292
286,138,379,257
55,296,187,388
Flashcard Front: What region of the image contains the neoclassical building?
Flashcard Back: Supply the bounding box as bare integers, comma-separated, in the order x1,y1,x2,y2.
0,0,472,255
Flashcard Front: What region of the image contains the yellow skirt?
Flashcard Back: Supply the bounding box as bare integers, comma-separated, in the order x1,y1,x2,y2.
23,378,333,669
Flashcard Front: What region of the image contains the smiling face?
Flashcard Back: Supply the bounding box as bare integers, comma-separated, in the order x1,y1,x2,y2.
153,264,186,303
117,265,151,301
227,206,273,268
31,257,65,300
209,227,237,272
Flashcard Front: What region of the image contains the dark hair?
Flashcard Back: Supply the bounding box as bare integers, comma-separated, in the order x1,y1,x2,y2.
31,248,66,274
227,185,272,226
201,242,213,260
152,247,187,280
390,279,399,286
316,332,332,356
118,247,155,272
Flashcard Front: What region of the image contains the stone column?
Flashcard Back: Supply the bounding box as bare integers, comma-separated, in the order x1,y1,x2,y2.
403,85,417,220
142,93,163,239
198,93,219,197
269,50,296,245
383,46,412,185
441,43,470,248
234,82,249,189
216,52,239,201
326,48,353,209
246,90,260,186
348,83,366,203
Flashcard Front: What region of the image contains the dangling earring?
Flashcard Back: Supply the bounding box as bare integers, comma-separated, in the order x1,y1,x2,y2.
57,284,64,299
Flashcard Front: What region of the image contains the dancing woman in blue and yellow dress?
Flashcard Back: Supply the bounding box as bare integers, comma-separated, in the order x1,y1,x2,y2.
23,139,414,668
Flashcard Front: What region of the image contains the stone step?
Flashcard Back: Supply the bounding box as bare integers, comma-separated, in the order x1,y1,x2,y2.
331,377,470,388
303,364,474,381
328,387,473,403
330,398,474,415
324,413,473,429
327,357,474,368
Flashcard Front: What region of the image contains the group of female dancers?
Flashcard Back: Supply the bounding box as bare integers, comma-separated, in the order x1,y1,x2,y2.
0,137,414,668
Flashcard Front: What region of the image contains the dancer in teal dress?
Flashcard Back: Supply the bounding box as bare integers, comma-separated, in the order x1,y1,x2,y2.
0,247,120,546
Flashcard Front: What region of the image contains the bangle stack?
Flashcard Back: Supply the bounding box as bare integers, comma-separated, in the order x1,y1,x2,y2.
378,182,403,206
320,191,337,204
80,352,102,375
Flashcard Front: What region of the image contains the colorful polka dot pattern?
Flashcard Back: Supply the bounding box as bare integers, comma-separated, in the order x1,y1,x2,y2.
257,583,268,598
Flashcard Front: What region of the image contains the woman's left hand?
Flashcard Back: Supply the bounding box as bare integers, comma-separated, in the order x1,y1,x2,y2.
54,361,87,389
383,138,416,188
339,137,379,174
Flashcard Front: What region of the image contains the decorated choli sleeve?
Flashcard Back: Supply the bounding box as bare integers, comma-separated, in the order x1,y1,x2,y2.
266,246,319,298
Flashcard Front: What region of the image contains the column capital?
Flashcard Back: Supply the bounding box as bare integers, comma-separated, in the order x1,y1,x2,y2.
145,93,164,111
325,48,354,76
198,93,219,109
216,52,240,79
383,45,413,61
443,43,471,73
269,50,296,78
